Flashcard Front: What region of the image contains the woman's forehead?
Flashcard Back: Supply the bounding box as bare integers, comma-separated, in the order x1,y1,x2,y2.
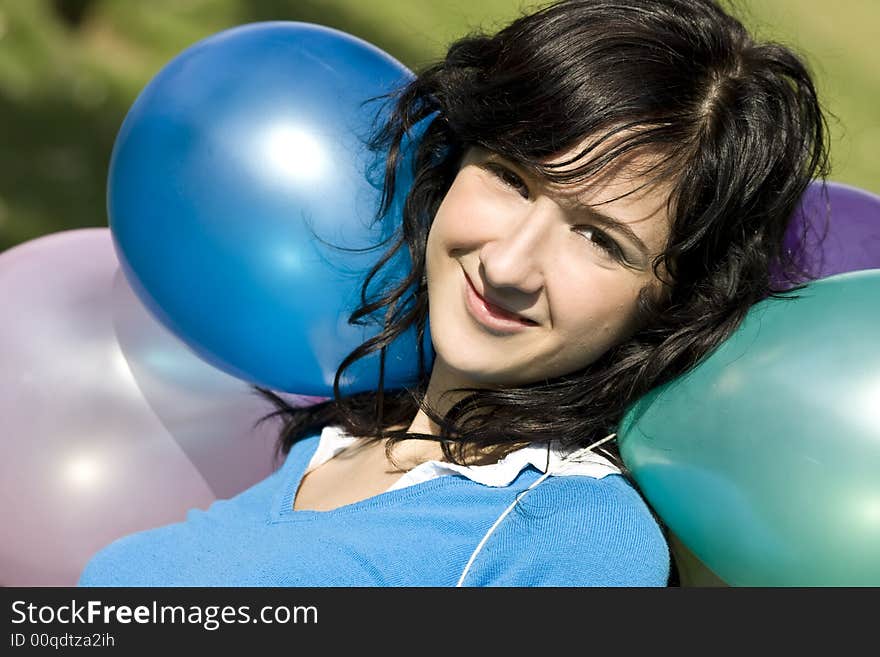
470,129,677,196
471,142,672,211
464,144,674,256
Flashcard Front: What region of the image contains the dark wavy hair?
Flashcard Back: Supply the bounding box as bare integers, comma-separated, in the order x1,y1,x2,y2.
251,0,830,476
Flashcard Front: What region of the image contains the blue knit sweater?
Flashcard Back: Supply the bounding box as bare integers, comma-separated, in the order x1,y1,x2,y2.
77,430,670,587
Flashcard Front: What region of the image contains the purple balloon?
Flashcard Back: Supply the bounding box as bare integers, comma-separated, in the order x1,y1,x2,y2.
772,181,880,286
0,228,314,586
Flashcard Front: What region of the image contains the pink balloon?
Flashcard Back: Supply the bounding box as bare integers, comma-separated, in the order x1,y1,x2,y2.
0,228,313,586
113,251,286,498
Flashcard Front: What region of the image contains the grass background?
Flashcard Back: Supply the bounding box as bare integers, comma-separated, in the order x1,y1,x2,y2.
0,0,877,252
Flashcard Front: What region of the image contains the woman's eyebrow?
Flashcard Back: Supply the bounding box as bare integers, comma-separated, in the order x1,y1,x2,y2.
492,151,653,257
580,206,650,256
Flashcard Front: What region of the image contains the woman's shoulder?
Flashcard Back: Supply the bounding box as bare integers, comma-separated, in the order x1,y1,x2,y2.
520,472,666,538
535,471,655,509
461,472,671,587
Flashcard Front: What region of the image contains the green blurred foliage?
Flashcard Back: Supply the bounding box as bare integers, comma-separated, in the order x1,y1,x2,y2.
0,0,876,252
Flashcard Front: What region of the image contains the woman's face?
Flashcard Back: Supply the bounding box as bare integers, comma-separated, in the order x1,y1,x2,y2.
424,145,672,391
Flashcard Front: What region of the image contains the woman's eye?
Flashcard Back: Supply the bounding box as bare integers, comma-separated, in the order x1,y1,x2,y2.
575,226,624,259
486,163,530,198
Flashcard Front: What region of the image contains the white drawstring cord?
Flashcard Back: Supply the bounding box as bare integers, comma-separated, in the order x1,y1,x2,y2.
454,432,617,587
563,432,618,463
455,470,552,587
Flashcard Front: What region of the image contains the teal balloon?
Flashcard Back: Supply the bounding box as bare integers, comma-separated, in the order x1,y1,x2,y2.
619,269,880,586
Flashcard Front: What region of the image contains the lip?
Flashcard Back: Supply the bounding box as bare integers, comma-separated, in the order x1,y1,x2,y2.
463,273,537,334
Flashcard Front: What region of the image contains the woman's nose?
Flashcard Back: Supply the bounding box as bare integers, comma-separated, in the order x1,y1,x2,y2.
478,203,554,293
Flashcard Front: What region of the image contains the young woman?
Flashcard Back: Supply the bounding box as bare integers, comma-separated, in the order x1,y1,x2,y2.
78,0,828,587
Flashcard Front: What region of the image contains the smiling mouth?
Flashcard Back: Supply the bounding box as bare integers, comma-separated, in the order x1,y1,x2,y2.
463,273,538,333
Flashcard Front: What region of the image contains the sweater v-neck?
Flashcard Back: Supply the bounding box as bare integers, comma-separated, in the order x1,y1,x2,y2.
268,433,470,523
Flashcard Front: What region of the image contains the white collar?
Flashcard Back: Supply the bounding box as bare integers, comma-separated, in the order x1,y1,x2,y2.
306,425,621,493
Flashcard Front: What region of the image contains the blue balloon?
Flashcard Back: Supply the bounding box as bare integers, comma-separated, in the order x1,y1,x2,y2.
108,22,432,396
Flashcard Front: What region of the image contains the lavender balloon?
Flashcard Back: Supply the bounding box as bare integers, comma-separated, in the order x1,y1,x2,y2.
0,228,309,586
772,181,880,286
111,253,326,498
